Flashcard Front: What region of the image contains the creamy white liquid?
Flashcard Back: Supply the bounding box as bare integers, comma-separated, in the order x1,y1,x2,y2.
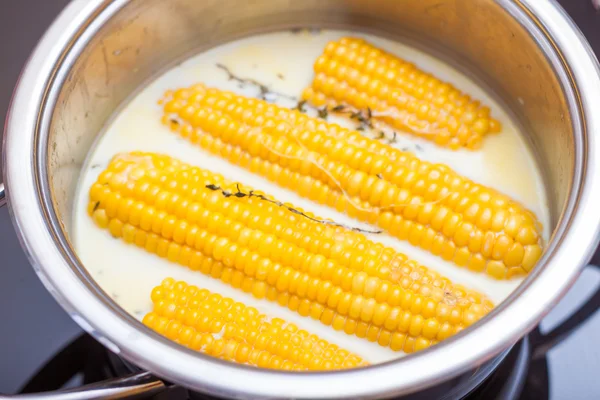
72,30,550,364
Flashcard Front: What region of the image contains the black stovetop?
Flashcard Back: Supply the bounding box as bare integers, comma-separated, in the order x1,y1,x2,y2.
1,1,600,399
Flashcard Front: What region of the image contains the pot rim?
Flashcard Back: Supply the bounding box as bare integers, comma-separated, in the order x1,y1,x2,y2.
4,0,600,398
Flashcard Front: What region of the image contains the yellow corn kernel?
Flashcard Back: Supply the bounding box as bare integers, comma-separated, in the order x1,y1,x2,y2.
90,152,494,354
144,279,367,370
160,85,544,279
303,37,501,150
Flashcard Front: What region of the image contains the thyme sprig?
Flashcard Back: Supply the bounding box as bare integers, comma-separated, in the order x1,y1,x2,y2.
205,183,382,234
330,105,374,131
389,131,398,144
328,104,398,144
215,63,296,102
317,106,329,120
294,100,307,113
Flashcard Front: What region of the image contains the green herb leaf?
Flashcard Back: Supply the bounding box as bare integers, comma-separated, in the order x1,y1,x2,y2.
295,100,307,113
318,107,329,119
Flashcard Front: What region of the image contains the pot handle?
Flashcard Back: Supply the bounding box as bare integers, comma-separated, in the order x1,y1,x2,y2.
0,372,166,400
0,183,5,207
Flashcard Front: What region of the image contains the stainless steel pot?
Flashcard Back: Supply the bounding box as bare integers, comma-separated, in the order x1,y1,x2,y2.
2,0,600,398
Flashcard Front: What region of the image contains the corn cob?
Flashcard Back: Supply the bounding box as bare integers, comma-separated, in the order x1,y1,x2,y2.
301,37,501,150
144,278,368,370
89,152,493,354
160,85,544,279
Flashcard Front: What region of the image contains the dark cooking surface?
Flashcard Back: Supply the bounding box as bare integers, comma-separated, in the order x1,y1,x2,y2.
1,1,600,398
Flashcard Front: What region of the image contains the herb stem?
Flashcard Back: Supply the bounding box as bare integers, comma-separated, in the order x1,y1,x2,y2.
215,63,296,102
205,184,382,234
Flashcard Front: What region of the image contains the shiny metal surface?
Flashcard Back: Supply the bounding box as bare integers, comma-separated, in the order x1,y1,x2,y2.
3,0,600,398
0,183,5,207
0,372,165,400
44,0,576,228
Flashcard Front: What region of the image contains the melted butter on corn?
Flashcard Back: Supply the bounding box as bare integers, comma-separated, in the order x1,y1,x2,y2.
302,37,501,150
89,152,494,354
160,85,544,279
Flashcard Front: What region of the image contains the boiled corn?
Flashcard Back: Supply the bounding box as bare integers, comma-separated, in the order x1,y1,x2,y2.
302,37,501,150
144,278,368,370
89,152,494,353
160,85,544,279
